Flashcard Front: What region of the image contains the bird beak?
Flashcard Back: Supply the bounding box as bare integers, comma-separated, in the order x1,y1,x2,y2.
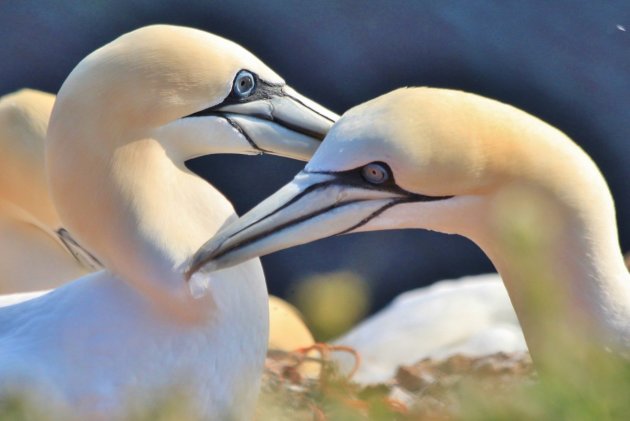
185,168,446,279
204,86,338,161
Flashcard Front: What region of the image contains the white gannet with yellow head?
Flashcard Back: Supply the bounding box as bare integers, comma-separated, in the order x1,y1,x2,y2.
0,88,314,356
0,25,335,419
0,89,96,293
190,87,630,373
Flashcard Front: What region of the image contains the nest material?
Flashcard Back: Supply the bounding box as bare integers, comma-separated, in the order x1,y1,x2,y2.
258,345,535,420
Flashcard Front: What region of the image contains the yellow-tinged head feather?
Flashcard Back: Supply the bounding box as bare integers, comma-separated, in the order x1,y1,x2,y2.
52,25,283,132
310,87,603,201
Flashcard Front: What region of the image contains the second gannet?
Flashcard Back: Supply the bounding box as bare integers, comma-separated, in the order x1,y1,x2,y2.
0,25,335,419
190,87,630,375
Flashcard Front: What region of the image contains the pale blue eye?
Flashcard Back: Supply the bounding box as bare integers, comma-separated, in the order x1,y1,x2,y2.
233,70,256,97
361,163,389,184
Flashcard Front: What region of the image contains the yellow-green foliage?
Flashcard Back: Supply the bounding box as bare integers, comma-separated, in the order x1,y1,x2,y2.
291,270,370,341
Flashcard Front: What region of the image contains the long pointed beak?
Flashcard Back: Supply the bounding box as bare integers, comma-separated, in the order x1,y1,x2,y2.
212,87,338,161
185,170,409,279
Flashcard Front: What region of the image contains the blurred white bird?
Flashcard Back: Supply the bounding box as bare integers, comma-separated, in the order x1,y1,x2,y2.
332,274,525,383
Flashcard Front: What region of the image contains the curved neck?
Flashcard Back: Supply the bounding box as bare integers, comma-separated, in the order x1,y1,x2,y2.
470,165,630,365
48,130,235,317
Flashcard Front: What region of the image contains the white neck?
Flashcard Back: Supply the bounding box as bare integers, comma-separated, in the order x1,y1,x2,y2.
467,135,630,361
46,104,269,416
405,112,630,363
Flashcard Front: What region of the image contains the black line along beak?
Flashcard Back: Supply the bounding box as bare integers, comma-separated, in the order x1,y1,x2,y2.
185,167,452,279
185,79,338,161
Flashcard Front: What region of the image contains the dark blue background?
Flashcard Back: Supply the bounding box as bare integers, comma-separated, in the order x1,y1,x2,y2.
1,1,628,314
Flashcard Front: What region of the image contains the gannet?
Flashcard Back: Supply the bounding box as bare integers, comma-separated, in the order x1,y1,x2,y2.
0,25,335,419
0,88,314,355
0,89,93,292
190,87,630,376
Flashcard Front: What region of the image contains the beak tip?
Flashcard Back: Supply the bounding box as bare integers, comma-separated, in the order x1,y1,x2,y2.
185,248,223,281
188,271,212,299
184,266,195,281
184,258,206,282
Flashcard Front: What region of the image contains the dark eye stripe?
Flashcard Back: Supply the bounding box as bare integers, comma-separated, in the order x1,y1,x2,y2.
181,71,330,141
306,164,454,202
186,72,285,119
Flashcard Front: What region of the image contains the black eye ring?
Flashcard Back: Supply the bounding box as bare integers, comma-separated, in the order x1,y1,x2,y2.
232,70,256,98
361,162,390,184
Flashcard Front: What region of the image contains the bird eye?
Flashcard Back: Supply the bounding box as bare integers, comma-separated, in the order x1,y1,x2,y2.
233,70,256,98
361,162,389,184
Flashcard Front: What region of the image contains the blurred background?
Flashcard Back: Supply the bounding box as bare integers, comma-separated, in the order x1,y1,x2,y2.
1,1,628,330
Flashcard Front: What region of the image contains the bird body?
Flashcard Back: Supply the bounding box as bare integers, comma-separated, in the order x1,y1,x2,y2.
0,265,266,418
0,25,335,418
